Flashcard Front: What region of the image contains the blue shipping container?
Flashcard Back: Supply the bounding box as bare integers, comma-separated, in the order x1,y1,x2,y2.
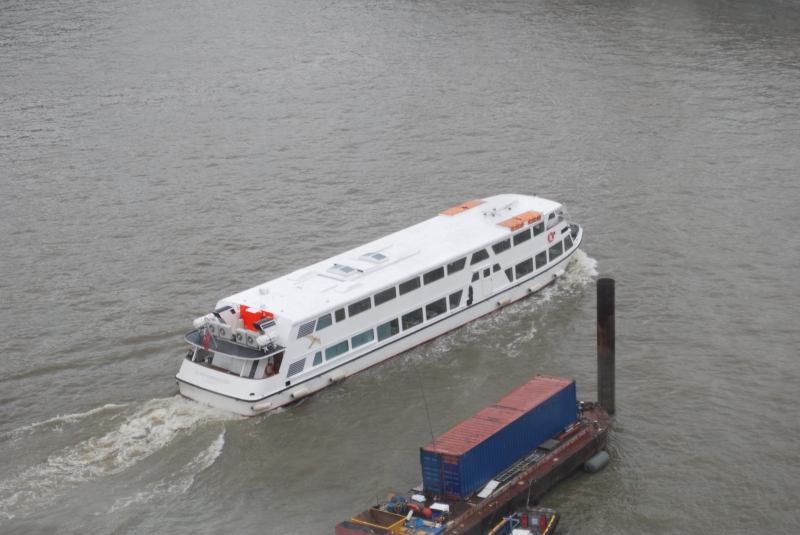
420,376,577,500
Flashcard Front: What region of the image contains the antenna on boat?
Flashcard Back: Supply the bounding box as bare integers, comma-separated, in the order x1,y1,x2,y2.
413,360,444,500
412,362,436,451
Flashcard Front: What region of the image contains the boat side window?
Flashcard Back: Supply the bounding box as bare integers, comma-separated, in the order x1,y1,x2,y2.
351,329,374,349
504,267,513,283
549,241,563,261
399,276,421,295
273,352,284,373
447,257,467,275
564,236,573,250
313,351,322,366
470,249,490,265
316,313,333,331
513,228,531,246
374,287,397,306
535,251,547,269
493,263,501,273
492,238,511,255
423,267,445,285
335,308,346,322
401,308,424,330
377,319,400,341
515,258,534,278
532,222,544,236
483,268,490,278
449,290,463,309
471,272,480,282
325,340,349,360
426,298,447,320
348,297,371,317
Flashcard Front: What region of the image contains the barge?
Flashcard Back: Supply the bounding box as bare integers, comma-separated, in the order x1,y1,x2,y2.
176,194,583,416
335,376,609,535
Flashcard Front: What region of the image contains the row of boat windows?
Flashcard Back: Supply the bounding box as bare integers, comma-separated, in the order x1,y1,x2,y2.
474,236,574,284
310,290,466,367
309,222,551,335
304,235,574,369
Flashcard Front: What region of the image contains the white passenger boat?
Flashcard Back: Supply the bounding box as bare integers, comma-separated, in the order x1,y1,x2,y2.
176,194,583,416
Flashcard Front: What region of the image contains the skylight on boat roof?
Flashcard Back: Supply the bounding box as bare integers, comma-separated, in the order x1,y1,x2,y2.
327,264,358,277
359,252,388,264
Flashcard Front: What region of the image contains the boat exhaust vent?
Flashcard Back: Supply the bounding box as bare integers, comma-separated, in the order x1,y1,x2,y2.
296,319,316,339
286,358,306,378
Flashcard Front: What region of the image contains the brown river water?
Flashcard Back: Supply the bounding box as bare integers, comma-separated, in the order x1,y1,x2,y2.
1,0,799,533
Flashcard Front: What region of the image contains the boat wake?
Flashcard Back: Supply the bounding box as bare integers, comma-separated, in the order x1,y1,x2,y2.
0,396,239,521
401,250,598,364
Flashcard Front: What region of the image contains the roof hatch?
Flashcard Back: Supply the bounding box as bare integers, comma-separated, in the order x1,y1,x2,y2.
498,211,542,231
359,252,388,264
441,199,485,216
326,264,359,277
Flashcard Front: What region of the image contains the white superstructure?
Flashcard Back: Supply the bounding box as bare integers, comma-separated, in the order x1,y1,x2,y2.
176,194,583,416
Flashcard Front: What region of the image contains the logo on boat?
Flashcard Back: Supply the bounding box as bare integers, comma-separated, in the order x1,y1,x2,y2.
305,334,321,348
194,370,229,385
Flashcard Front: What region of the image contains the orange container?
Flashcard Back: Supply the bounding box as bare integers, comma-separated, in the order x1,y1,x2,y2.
240,305,274,331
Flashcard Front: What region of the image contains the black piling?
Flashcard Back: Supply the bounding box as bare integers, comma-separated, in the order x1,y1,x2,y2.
597,278,615,415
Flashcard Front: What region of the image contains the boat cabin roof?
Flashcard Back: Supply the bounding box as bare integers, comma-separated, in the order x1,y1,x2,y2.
221,194,562,324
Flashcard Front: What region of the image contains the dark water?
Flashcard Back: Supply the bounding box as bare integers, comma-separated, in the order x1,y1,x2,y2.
2,0,799,533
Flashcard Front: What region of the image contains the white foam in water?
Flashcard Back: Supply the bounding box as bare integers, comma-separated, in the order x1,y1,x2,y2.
0,396,238,519
1,403,129,441
108,430,226,513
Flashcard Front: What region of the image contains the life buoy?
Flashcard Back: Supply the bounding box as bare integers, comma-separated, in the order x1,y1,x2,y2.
408,503,420,511
547,231,556,243
265,362,274,376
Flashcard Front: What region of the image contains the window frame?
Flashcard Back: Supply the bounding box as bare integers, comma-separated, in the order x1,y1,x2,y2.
492,238,512,255
316,314,332,331
513,228,532,246
351,329,375,349
399,276,421,295
535,251,548,269
325,340,349,360
423,266,445,285
549,241,564,262
425,298,447,320
348,297,372,317
447,257,467,275
374,287,397,306
377,319,400,341
470,249,490,265
449,290,463,309
515,258,534,279
401,308,424,330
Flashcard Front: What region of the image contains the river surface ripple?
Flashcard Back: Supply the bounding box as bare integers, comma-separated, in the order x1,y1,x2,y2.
1,0,799,533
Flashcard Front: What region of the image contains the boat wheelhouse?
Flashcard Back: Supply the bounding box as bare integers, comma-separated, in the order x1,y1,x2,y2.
176,194,583,416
